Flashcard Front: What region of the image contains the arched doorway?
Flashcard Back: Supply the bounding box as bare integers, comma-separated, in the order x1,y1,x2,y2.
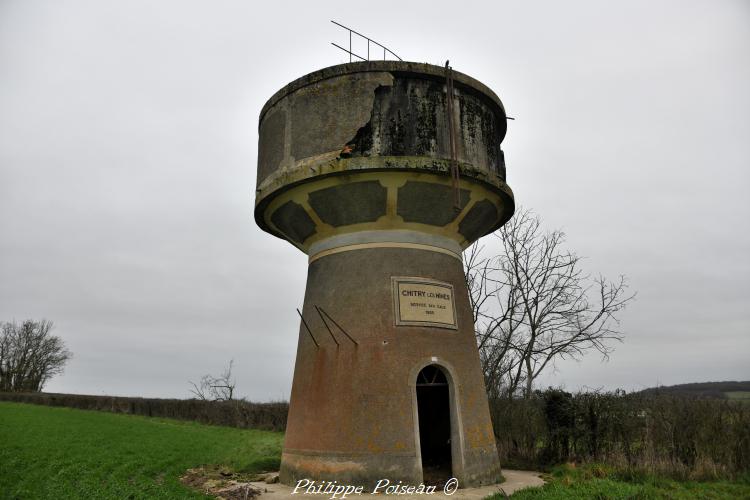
416,364,452,485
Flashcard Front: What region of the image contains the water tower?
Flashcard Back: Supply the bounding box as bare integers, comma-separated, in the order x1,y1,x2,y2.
254,61,514,487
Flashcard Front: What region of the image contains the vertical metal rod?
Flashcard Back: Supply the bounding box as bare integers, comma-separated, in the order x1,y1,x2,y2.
296,308,319,348
315,305,340,347
445,61,461,211
349,30,352,63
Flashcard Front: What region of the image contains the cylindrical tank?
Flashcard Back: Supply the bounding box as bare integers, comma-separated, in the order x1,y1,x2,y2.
255,61,514,488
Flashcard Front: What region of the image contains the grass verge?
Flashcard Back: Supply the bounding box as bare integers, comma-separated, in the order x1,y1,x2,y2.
0,401,283,499
487,463,750,499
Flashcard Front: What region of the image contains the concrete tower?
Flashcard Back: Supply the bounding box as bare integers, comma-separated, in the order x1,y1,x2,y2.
254,61,514,488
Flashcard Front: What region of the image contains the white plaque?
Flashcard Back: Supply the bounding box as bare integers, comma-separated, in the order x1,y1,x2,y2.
392,277,457,329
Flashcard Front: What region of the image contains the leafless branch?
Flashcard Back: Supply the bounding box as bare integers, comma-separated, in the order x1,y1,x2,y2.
467,208,636,399
188,359,236,401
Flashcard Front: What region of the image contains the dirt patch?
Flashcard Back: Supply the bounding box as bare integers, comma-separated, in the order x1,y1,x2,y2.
180,465,276,499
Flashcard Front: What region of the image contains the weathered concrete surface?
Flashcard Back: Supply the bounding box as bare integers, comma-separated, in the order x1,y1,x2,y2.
253,61,516,489
260,170,513,254
255,62,514,248
248,469,544,499
256,62,508,187
280,248,501,488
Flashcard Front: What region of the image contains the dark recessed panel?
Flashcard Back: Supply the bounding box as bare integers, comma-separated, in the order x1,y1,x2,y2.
270,200,316,244
458,200,498,242
308,181,387,227
397,181,469,226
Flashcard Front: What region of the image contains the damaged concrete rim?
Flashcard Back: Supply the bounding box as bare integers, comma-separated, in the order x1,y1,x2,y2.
258,61,507,126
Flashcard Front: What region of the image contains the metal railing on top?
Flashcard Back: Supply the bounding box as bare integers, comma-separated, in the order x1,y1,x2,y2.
331,20,402,62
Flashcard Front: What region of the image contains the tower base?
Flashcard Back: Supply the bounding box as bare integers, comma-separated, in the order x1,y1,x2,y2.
280,245,501,488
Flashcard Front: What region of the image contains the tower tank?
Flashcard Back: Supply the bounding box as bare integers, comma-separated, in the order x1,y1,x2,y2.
255,61,514,487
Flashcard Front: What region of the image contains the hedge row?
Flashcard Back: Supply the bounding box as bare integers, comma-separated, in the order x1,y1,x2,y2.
7,389,747,479
0,391,288,432
490,389,750,478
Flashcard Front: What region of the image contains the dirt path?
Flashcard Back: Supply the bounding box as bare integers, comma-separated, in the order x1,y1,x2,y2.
250,470,544,499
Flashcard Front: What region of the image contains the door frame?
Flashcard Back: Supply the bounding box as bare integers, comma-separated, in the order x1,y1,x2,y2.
410,358,465,483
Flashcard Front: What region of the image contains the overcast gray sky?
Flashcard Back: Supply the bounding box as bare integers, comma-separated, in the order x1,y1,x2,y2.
1,0,748,400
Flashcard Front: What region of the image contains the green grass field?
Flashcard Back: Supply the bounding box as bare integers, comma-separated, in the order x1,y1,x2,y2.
726,391,750,403
3,402,749,499
489,464,750,500
0,402,283,499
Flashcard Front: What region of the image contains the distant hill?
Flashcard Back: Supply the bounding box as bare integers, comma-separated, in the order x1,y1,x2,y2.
638,381,750,400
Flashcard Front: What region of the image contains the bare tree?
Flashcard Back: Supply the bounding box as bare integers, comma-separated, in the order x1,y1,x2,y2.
465,243,524,399
189,360,236,401
467,209,635,398
0,319,72,392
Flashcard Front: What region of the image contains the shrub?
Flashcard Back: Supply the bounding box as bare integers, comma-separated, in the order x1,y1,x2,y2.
489,389,750,478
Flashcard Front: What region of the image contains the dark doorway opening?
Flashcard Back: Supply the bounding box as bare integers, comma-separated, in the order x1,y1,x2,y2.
416,364,452,486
